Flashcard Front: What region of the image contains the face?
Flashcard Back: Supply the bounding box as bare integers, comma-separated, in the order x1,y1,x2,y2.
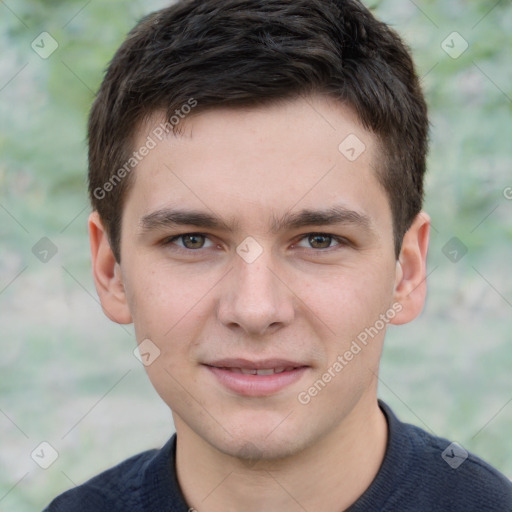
90,95,428,461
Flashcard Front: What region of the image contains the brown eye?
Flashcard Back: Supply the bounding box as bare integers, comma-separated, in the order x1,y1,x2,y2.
181,234,206,249
163,233,214,250
308,234,333,249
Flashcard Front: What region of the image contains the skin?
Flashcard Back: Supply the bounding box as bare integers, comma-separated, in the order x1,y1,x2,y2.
89,95,430,512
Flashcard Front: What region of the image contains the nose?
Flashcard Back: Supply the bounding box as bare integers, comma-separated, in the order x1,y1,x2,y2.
217,254,295,337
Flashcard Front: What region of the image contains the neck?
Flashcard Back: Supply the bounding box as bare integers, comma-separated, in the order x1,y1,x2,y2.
174,396,387,512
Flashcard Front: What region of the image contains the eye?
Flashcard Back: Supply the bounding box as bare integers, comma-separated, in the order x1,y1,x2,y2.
295,233,345,250
163,233,214,250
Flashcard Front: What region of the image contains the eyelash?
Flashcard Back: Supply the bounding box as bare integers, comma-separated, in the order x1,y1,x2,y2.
161,232,350,253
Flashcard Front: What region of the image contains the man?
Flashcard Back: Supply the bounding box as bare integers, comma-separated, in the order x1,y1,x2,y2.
44,0,512,510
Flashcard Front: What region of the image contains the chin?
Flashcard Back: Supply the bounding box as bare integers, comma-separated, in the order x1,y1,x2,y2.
217,435,304,464
202,414,314,463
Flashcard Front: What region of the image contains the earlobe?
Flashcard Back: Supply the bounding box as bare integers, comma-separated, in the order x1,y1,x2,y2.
88,211,133,324
390,211,430,325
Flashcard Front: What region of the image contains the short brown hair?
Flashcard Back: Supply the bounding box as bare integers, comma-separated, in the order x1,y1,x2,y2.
88,0,428,262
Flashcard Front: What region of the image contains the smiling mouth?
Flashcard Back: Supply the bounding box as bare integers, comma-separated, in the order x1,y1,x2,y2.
203,360,309,396
213,366,300,375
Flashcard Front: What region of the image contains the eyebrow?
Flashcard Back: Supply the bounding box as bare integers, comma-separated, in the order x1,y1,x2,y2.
271,206,373,234
138,205,374,237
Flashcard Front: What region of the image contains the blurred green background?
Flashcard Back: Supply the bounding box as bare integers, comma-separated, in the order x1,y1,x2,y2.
0,0,511,509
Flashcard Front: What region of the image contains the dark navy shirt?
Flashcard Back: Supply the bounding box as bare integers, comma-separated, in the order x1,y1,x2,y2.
43,401,512,511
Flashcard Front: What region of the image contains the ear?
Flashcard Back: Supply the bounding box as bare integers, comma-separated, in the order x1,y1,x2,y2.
390,211,430,325
88,211,132,324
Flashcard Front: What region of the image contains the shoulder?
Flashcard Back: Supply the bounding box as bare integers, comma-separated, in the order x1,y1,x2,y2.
42,440,171,512
378,401,512,511
413,424,511,505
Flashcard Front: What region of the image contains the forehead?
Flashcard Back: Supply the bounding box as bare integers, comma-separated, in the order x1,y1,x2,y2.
123,95,391,237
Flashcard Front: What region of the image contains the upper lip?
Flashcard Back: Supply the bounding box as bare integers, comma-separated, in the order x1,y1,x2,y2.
204,358,307,369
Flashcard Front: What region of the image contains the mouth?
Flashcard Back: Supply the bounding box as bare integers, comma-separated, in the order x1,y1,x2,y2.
203,358,309,396
217,366,299,375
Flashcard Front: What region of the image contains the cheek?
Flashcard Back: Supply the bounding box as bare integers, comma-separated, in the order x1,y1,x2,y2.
126,261,211,338
296,270,394,410
127,267,220,405
304,264,395,344
130,271,211,407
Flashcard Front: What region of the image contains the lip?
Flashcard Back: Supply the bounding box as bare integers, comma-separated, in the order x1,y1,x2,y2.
203,358,309,397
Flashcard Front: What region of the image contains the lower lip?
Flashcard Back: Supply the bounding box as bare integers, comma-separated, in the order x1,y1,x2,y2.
205,366,308,397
